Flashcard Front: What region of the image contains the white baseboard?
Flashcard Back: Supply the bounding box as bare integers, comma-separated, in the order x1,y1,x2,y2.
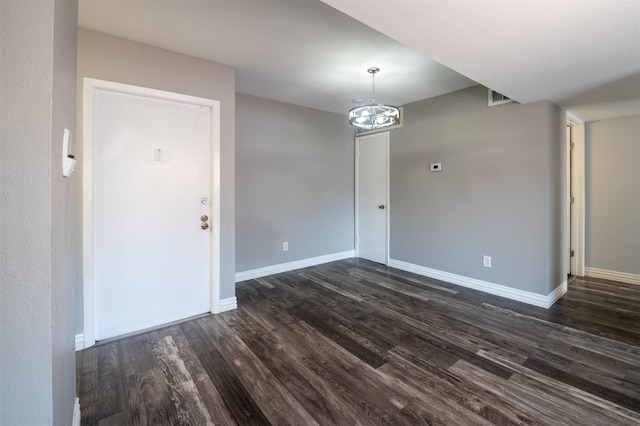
72,397,81,426
235,250,355,282
212,296,237,314
547,279,568,306
75,333,84,351
585,267,640,285
387,259,566,309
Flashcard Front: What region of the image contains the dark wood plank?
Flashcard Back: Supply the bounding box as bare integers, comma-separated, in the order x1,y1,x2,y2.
77,346,99,426
153,326,237,425
152,335,215,425
240,301,382,426
232,307,367,425
287,303,389,368
450,359,640,425
107,333,180,424
198,313,320,426
96,341,126,420
77,258,640,425
123,368,175,426
179,319,271,425
522,357,640,413
382,347,535,425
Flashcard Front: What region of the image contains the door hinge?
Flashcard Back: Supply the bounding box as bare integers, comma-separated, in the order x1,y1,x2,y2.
570,142,575,150
570,250,575,257
570,196,575,204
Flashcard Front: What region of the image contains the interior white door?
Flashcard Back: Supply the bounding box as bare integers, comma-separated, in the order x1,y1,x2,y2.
93,88,211,340
356,132,389,264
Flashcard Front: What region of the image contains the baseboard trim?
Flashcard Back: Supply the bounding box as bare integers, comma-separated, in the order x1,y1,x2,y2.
387,259,566,309
585,267,640,285
548,279,568,306
75,333,84,351
72,397,81,426
236,250,355,282
212,296,237,314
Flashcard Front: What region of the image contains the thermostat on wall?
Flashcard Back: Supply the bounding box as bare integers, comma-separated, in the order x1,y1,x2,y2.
430,162,442,172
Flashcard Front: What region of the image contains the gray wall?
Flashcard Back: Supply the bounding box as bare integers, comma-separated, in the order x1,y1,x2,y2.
236,94,355,272
390,85,565,295
76,28,237,331
0,0,79,424
51,1,80,424
585,115,640,275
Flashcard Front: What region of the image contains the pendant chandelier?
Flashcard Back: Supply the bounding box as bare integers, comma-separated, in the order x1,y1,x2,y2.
348,67,400,130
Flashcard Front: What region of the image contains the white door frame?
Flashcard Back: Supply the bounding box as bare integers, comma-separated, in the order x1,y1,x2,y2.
81,78,222,348
567,111,585,277
355,131,390,264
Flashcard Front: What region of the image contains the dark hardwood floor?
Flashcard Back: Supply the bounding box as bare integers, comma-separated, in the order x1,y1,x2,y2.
77,258,640,425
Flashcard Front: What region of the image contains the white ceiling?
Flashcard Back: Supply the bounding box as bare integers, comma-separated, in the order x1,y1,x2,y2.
79,0,640,122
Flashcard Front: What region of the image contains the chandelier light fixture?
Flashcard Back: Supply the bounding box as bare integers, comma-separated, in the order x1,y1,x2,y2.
348,67,400,130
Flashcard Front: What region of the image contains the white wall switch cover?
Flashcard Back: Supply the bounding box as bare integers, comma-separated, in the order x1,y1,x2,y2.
153,147,163,161
430,162,442,172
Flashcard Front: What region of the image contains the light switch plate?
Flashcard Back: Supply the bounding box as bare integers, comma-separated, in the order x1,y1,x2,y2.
62,128,76,177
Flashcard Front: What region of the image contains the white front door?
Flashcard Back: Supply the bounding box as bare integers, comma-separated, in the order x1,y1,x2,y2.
356,132,389,264
91,86,213,340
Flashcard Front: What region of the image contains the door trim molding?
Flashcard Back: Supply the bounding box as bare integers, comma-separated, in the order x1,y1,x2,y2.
567,112,585,277
81,78,222,348
355,132,390,264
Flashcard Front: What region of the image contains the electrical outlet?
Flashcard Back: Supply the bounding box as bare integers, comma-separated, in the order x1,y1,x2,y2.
430,162,442,172
483,255,491,268
283,241,288,251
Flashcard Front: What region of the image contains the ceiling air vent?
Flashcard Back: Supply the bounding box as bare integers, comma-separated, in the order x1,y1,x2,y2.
488,89,515,106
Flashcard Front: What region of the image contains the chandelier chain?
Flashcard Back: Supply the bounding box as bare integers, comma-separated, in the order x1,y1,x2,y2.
371,72,376,104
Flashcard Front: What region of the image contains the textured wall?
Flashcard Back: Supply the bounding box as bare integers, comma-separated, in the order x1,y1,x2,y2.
76,28,237,332
0,0,79,424
389,85,565,295
546,102,566,294
51,1,80,424
0,2,55,424
585,115,640,274
235,94,354,272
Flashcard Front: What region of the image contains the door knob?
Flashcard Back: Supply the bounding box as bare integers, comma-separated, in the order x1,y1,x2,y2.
201,222,209,230
378,205,385,209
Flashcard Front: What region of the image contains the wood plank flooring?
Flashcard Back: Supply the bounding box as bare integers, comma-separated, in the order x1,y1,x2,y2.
77,258,640,425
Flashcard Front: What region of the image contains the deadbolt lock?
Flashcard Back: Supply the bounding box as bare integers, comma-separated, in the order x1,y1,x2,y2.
201,215,209,222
